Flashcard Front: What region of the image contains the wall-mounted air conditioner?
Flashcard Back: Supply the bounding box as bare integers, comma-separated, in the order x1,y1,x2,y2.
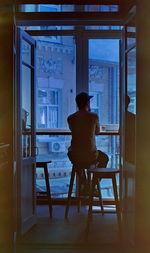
48,141,65,153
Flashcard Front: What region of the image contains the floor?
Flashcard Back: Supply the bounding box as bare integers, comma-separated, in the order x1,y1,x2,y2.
16,205,133,253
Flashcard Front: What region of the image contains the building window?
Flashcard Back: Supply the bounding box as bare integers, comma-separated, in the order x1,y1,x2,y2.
38,89,60,128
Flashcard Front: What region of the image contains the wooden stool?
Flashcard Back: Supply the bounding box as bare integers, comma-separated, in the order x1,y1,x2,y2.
65,163,103,219
36,156,52,218
87,167,121,233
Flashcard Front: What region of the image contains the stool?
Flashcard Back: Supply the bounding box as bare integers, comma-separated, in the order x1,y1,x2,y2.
87,167,121,233
36,156,52,218
65,163,103,219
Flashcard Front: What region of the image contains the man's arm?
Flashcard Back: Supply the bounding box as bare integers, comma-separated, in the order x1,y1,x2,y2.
95,115,100,135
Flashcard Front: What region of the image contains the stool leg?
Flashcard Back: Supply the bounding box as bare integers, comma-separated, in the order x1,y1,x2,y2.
65,167,75,219
44,164,52,218
96,178,104,214
86,176,96,235
77,171,82,213
112,174,122,235
88,175,96,219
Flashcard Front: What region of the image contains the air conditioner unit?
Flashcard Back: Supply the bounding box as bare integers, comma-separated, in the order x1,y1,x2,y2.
48,141,65,153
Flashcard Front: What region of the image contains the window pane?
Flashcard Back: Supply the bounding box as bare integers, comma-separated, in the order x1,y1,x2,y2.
22,39,31,65
36,36,76,129
127,47,136,114
36,135,75,198
38,106,47,128
21,65,31,157
86,26,122,30
85,5,119,12
38,89,49,104
89,39,119,130
20,4,119,12
20,4,75,12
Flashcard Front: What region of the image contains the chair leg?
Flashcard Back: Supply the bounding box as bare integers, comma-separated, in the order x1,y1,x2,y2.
44,164,52,218
96,178,104,214
65,167,75,219
112,174,122,236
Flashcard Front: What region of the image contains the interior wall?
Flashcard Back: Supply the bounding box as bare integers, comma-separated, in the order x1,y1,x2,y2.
0,5,14,253
136,0,150,249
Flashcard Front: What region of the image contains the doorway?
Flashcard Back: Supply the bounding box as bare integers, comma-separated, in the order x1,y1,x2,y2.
15,26,122,248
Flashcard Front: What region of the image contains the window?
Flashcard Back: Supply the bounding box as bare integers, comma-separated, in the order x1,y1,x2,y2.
38,89,60,128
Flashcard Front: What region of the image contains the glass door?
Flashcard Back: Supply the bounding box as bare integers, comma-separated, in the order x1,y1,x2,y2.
16,28,36,235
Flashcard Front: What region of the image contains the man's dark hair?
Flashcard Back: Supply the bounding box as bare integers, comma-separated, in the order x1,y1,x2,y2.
75,92,93,109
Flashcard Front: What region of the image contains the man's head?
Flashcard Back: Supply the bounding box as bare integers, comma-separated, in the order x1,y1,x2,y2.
75,92,93,110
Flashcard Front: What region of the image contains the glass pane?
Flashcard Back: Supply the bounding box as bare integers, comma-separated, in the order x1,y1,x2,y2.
20,4,119,12
22,39,31,65
127,47,136,114
38,106,47,128
20,26,74,31
86,26,122,30
88,39,120,130
22,65,32,157
20,4,75,12
36,36,76,129
85,5,119,12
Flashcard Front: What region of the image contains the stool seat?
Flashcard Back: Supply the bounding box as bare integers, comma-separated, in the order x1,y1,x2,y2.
36,161,51,167
88,167,120,175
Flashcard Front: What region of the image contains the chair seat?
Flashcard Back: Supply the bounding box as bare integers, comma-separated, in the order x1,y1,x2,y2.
36,161,51,167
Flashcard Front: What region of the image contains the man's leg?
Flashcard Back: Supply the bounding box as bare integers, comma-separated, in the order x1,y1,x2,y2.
96,150,109,168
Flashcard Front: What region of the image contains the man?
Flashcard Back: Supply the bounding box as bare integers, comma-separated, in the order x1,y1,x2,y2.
67,92,109,168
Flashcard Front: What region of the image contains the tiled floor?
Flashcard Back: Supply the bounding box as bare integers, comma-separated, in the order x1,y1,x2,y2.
16,205,132,253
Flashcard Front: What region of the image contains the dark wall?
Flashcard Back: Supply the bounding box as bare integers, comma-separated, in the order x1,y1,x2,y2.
136,0,150,250
0,5,14,253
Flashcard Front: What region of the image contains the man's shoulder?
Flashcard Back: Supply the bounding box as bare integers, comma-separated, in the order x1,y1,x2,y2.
88,111,99,119
68,111,98,121
67,112,78,121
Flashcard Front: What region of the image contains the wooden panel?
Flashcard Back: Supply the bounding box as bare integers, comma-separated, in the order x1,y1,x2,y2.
136,0,150,248
14,0,121,5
